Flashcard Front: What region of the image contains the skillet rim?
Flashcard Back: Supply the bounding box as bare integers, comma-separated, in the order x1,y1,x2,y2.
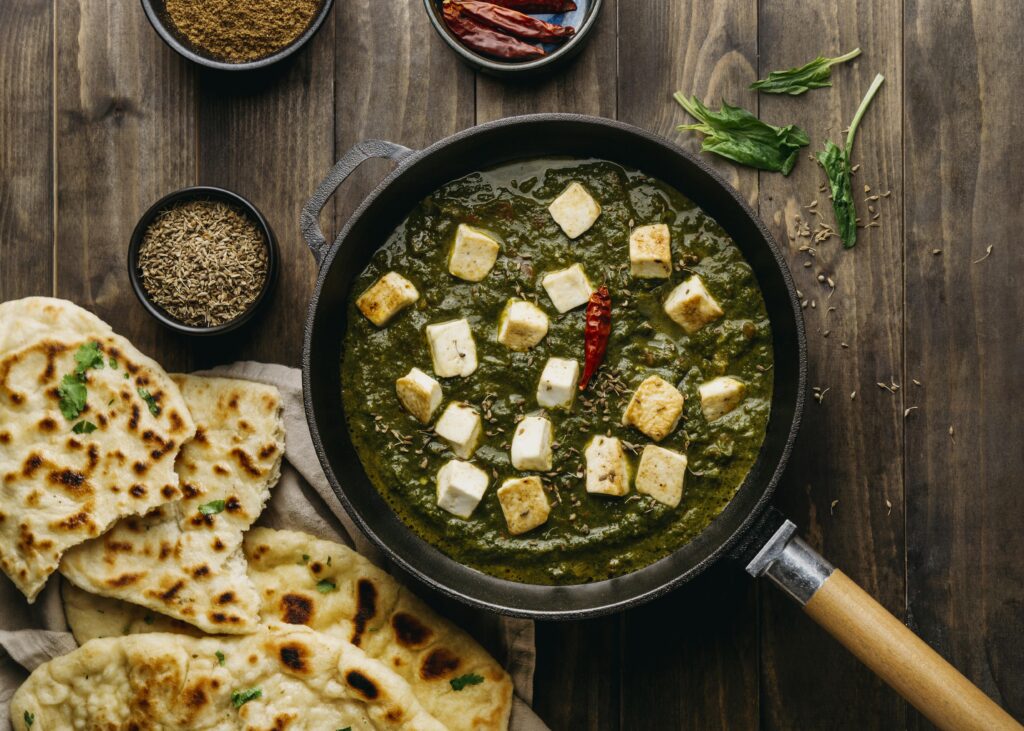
302,113,807,618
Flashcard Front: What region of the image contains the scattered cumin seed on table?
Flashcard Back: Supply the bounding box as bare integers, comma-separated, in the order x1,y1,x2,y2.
137,199,269,327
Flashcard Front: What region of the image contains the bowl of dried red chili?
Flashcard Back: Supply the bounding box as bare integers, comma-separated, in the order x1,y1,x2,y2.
424,0,603,76
141,0,335,71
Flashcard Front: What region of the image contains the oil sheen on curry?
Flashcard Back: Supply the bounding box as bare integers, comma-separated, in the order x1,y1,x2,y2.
341,159,773,584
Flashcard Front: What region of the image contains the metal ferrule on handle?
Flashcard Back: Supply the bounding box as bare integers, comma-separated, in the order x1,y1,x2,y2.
745,520,833,604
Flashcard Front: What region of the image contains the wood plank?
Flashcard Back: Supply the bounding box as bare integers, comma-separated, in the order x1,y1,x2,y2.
333,0,476,230
755,2,906,728
0,0,53,300
194,18,337,368
903,1,1024,725
54,0,197,369
617,2,759,728
473,5,621,729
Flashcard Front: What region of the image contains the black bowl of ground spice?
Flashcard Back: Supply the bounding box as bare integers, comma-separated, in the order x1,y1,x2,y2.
129,187,279,336
141,0,335,70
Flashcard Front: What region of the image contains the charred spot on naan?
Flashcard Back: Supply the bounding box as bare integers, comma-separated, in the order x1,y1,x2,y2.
276,641,311,674
280,593,314,625
391,611,434,649
345,670,380,700
419,647,461,680
230,448,262,477
350,578,379,647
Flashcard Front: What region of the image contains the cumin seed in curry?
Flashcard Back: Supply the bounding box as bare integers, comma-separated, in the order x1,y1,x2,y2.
341,158,773,584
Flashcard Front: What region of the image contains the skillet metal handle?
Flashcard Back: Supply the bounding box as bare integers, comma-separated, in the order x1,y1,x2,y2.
748,522,1022,731
300,140,416,266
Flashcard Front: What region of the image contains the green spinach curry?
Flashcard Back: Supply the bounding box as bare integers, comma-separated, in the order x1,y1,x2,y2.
341,158,773,584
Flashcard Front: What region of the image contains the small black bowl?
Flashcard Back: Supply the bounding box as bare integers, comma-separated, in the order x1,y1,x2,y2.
128,187,279,336
140,0,335,71
424,0,603,77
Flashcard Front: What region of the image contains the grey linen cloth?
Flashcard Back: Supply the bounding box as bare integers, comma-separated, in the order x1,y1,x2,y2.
0,362,546,731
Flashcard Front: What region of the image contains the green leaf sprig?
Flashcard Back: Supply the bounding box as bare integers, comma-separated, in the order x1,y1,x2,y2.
198,500,226,516
137,387,160,416
673,94,810,175
751,48,861,95
58,342,107,422
816,73,885,248
231,687,262,709
316,579,337,594
450,673,484,691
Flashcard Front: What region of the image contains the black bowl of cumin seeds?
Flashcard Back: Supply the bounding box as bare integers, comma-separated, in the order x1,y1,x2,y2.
129,187,278,336
141,0,335,71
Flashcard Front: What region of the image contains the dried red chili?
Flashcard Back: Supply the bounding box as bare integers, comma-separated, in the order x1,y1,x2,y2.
442,2,546,60
487,0,577,12
579,286,611,391
458,1,576,42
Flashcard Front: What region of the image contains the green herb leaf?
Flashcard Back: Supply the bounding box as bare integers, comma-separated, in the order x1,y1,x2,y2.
109,357,118,368
450,673,484,691
231,687,262,709
74,341,105,375
216,650,226,666
58,374,88,420
300,554,310,564
137,387,160,416
316,579,337,594
673,94,809,175
23,710,34,728
750,48,861,95
337,727,352,731
72,420,97,434
198,500,226,516
816,73,885,248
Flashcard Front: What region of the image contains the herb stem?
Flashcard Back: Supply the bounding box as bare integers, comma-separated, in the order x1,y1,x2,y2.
831,47,862,67
846,73,885,151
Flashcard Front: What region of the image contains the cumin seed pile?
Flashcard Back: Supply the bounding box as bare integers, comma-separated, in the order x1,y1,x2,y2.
138,199,269,327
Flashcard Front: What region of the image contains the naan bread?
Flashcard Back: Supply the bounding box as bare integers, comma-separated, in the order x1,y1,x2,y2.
65,528,514,731
10,623,446,730
0,298,195,600
60,375,284,633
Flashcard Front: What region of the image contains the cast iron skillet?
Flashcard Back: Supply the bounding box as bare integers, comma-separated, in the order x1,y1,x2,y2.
300,115,1019,730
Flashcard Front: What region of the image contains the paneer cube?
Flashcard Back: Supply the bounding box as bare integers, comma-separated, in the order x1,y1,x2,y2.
510,415,553,471
434,402,483,459
395,367,442,424
635,445,687,508
542,263,594,313
622,375,685,441
548,182,602,239
536,357,579,409
629,224,672,279
584,435,631,497
448,224,500,282
698,376,747,421
497,299,549,351
355,272,419,327
436,460,489,519
497,476,551,535
426,319,478,377
663,275,724,333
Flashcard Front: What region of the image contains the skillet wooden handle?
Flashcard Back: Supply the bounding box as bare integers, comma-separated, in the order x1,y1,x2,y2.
805,570,1021,731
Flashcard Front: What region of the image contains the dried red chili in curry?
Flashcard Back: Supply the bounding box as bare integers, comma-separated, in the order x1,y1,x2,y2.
579,285,611,391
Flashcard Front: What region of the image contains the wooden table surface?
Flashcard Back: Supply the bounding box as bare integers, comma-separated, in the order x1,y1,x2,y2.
2,2,1022,728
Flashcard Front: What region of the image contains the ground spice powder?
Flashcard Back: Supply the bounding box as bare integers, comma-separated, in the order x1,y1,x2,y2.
164,0,321,63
